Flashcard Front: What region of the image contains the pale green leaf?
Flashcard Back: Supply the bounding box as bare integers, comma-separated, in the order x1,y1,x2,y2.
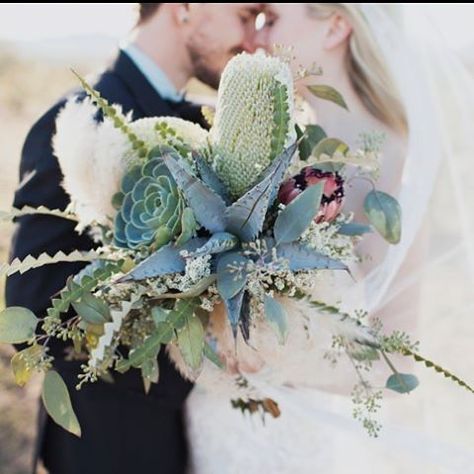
177,313,205,372
0,307,38,343
307,84,348,110
386,373,419,394
42,370,81,437
364,190,401,244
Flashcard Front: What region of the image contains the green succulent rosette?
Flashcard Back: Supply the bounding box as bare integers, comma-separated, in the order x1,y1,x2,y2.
113,154,190,249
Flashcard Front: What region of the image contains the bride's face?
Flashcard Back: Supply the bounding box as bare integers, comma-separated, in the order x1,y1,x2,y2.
260,4,352,84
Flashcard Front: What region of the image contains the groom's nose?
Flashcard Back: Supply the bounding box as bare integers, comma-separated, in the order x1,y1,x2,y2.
253,26,271,52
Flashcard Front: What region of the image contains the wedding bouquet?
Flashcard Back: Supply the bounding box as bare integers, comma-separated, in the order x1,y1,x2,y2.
0,52,471,438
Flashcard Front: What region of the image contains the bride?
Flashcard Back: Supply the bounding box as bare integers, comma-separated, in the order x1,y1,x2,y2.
169,4,474,473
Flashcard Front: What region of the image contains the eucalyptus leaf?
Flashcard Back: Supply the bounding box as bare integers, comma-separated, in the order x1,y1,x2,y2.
274,182,324,245
163,154,227,232
297,124,327,161
11,344,43,386
386,373,419,394
42,370,81,437
216,252,249,300
177,313,205,372
203,341,225,369
264,294,289,345
0,307,38,344
71,292,110,325
307,84,349,110
364,190,401,244
312,137,349,161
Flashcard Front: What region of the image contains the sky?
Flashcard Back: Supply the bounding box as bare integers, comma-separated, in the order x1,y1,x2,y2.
0,3,473,52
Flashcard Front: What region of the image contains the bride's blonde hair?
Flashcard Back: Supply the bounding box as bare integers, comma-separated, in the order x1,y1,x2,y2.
307,3,408,135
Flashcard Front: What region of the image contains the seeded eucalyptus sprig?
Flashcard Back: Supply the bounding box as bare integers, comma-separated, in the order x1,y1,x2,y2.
71,69,148,158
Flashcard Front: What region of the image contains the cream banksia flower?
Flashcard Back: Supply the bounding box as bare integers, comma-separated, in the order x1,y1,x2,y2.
210,52,296,199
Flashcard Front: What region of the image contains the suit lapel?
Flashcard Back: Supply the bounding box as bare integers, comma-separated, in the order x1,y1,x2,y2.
110,50,176,118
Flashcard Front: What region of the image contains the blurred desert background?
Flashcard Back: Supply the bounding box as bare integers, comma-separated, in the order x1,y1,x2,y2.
1,4,474,474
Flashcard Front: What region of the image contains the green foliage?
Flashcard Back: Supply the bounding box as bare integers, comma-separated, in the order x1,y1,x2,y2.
177,312,205,372
296,124,327,161
263,294,288,344
42,370,81,437
307,84,349,110
0,307,38,344
270,82,291,160
364,190,402,244
385,373,419,394
71,292,111,325
71,69,148,158
44,260,123,324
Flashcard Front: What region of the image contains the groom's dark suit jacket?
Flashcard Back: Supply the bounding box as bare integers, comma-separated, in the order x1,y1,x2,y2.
5,51,206,474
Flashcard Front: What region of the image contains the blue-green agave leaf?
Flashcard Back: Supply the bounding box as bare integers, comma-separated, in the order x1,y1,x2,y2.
216,252,249,300
194,152,232,205
274,182,324,245
117,237,207,282
276,242,348,271
186,232,239,258
224,289,245,338
163,155,227,232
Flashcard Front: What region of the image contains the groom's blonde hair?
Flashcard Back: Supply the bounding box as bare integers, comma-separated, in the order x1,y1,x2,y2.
307,4,408,136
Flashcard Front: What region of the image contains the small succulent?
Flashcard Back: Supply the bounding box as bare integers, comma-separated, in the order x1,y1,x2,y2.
279,167,345,223
113,156,189,249
210,52,296,199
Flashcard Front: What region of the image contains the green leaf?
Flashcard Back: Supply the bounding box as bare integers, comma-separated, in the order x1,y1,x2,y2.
307,84,349,110
176,207,197,246
153,226,172,249
0,307,38,343
297,124,327,161
11,344,43,386
177,313,205,372
203,341,225,369
312,137,349,161
264,295,289,345
71,292,110,325
217,252,249,300
385,373,419,394
364,190,401,244
274,182,324,245
270,82,291,159
42,370,81,437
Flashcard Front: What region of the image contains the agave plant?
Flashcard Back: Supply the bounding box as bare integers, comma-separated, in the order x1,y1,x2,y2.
210,52,296,199
117,143,348,342
113,148,196,250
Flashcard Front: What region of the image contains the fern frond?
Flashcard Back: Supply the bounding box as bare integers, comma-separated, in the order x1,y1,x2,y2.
71,69,148,159
0,250,104,278
0,205,79,223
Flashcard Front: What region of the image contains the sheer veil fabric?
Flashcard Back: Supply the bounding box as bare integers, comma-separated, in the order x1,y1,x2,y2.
182,5,474,473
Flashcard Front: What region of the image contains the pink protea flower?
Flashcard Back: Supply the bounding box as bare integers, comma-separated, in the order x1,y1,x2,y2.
278,166,345,223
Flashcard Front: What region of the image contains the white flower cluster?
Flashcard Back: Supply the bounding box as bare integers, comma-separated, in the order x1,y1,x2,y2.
299,215,359,264
54,99,208,231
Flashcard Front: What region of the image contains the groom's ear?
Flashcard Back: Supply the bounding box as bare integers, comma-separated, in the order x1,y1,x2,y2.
323,13,352,51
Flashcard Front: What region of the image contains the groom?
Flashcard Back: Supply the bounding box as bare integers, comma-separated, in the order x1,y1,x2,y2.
5,4,261,473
